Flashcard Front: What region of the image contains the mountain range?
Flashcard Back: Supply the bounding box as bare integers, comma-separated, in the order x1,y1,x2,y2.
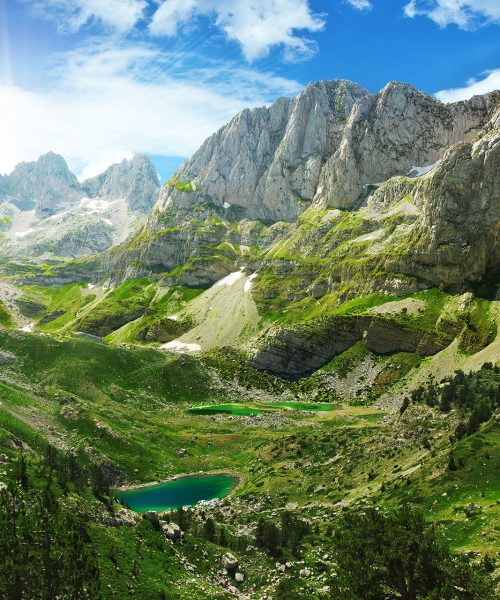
0,79,498,598
0,153,160,257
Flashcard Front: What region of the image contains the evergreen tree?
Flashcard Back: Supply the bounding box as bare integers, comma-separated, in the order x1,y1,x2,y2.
329,505,494,600
448,450,458,471
203,517,216,542
0,480,100,599
17,453,28,491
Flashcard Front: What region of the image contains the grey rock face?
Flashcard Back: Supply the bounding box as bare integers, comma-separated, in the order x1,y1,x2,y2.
82,154,160,214
1,152,82,217
156,80,368,222
154,81,499,223
250,314,456,379
316,83,499,208
378,107,500,292
31,220,114,258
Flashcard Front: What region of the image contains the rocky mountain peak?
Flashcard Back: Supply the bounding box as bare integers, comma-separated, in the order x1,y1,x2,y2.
154,79,499,224
155,78,369,223
0,152,161,259
82,154,160,214
3,152,82,217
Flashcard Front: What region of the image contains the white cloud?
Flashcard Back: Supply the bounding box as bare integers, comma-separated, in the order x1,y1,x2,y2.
435,68,500,102
404,0,500,29
0,41,303,178
150,0,325,61
29,0,147,33
347,0,372,10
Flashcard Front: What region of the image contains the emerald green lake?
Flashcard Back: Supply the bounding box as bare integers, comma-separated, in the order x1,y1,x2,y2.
186,402,338,416
115,474,237,512
187,404,262,416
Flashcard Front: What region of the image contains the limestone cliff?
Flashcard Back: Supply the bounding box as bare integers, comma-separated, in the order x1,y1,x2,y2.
152,80,499,224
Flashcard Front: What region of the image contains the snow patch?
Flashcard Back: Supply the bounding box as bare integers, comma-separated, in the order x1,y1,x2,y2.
161,340,201,354
244,273,258,293
223,201,231,209
14,229,35,238
407,161,439,177
80,197,121,213
167,315,179,321
213,270,244,288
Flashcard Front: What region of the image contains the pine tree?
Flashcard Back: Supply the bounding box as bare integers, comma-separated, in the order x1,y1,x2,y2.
203,517,216,542
448,450,458,471
17,453,28,491
329,505,494,600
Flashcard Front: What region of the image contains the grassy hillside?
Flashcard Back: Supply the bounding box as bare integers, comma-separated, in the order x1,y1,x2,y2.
0,326,498,597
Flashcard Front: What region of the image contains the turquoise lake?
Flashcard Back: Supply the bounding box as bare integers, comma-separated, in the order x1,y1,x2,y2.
115,474,237,512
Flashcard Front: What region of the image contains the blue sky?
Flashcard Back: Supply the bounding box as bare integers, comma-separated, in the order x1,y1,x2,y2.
1,0,499,180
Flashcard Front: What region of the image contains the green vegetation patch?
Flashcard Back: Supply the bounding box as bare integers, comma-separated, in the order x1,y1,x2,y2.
72,278,157,337
19,282,93,332
0,298,13,327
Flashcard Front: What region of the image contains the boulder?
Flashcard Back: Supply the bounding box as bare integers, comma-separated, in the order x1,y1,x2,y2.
0,351,14,365
235,572,244,582
222,552,239,571
162,522,183,540
106,508,137,527
142,511,160,526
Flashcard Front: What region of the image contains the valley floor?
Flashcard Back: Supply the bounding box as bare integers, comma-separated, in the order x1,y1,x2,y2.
0,324,498,598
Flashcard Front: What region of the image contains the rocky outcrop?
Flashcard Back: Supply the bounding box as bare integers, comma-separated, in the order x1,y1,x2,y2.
105,507,137,527
103,204,289,286
31,219,114,258
74,332,107,345
316,83,499,208
382,111,500,292
137,317,190,343
82,154,160,214
253,102,500,318
251,315,458,378
162,522,183,541
0,351,15,365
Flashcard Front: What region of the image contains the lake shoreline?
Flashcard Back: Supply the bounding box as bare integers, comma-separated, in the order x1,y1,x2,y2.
114,469,244,495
